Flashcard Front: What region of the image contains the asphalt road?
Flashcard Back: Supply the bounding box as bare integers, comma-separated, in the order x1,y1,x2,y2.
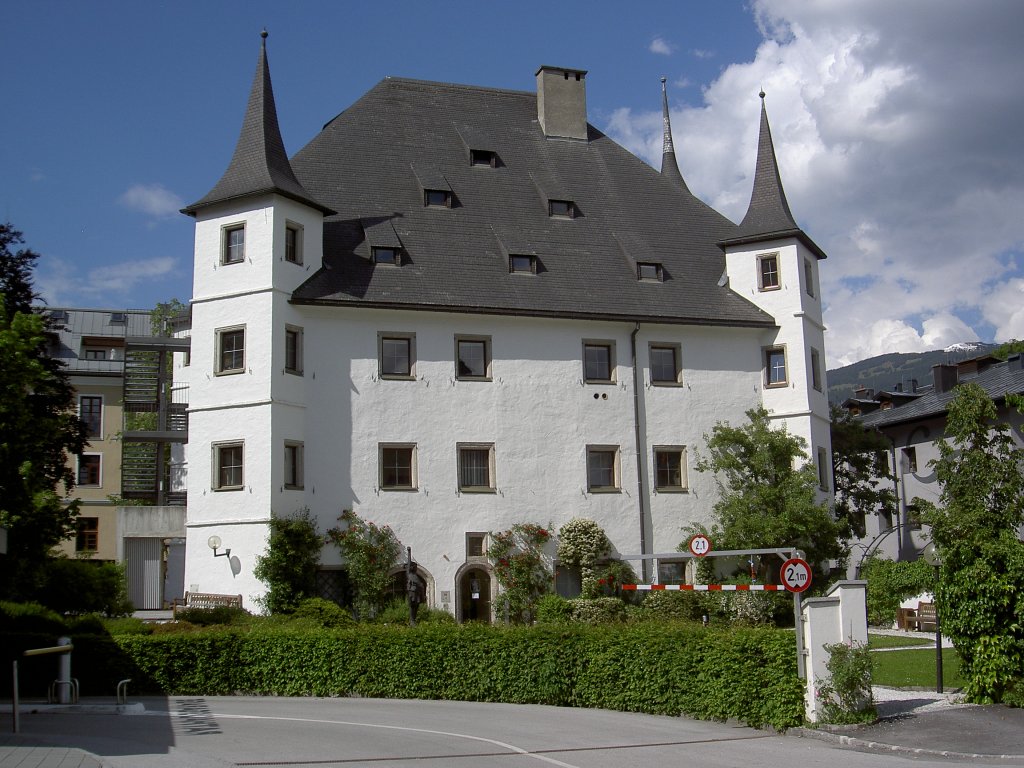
6,696,1019,768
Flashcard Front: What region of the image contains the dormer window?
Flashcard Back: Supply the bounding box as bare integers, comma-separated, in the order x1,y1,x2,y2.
471,149,497,167
549,199,575,218
373,247,401,266
424,189,452,208
509,255,537,274
638,262,663,282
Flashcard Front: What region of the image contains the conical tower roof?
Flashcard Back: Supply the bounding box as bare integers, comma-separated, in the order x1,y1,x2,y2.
182,31,333,216
719,92,825,259
659,78,688,191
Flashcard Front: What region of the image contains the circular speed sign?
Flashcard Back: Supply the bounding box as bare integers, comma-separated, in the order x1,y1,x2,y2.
780,558,812,593
688,534,712,557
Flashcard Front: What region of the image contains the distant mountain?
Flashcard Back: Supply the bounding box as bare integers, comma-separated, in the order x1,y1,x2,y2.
826,343,1001,405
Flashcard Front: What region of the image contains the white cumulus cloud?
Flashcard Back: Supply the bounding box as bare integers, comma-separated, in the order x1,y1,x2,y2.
119,183,184,218
649,37,674,56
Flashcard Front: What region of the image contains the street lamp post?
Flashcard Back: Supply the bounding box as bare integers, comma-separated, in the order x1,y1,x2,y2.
922,542,943,694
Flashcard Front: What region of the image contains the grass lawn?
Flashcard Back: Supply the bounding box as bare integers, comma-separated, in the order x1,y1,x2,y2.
867,632,934,649
871,647,965,689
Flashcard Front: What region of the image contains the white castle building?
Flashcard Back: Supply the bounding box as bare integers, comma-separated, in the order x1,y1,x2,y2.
178,32,831,618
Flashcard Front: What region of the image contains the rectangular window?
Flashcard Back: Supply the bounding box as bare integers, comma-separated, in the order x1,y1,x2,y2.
549,199,576,218
456,336,491,380
217,327,245,374
75,517,98,552
380,444,416,490
379,333,415,379
466,533,487,558
470,149,496,167
817,447,830,491
758,253,780,290
80,395,103,438
649,344,681,385
84,348,107,361
214,442,244,490
285,325,303,375
657,560,686,585
764,346,788,387
653,447,687,491
373,247,400,265
638,262,663,281
901,447,918,474
804,258,814,297
810,348,822,392
285,223,302,265
424,189,451,208
583,341,615,383
77,454,101,486
509,254,537,274
587,446,619,492
223,223,245,265
458,443,495,491
284,441,304,489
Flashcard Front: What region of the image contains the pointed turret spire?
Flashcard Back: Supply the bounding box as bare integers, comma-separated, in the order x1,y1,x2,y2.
183,30,333,216
659,77,688,191
719,91,826,259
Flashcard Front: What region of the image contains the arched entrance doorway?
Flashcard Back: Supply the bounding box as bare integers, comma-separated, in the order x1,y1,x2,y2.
458,567,491,623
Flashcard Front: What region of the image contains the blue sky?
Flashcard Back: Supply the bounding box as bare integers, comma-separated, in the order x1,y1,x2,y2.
3,1,1023,366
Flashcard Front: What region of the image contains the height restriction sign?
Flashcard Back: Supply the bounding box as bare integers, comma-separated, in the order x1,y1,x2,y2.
688,534,712,557
780,558,812,592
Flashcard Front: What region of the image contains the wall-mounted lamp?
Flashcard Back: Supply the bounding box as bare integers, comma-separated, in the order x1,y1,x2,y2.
208,535,231,559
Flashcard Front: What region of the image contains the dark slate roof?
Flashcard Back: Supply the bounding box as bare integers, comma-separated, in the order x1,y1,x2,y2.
859,357,1024,429
659,78,688,192
182,33,333,216
288,77,776,327
718,95,827,260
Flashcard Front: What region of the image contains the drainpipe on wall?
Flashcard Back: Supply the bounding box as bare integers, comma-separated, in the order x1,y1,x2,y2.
631,322,649,582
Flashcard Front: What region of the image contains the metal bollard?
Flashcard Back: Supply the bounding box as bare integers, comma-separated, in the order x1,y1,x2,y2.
57,637,72,704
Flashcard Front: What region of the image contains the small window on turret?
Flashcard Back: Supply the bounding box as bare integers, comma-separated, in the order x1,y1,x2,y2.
285,223,303,265
804,259,814,297
758,253,780,291
222,224,245,265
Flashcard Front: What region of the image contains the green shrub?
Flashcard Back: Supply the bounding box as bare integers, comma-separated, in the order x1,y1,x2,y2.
254,508,323,614
174,606,250,626
0,600,66,634
34,558,132,616
861,556,934,626
67,622,803,730
569,597,627,624
535,594,573,624
291,598,355,629
815,640,876,724
637,590,707,622
97,616,154,636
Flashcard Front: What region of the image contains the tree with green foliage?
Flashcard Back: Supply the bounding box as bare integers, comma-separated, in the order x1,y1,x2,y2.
917,383,1024,705
254,508,323,614
690,407,845,582
830,404,897,539
0,223,88,599
326,508,401,619
993,339,1024,360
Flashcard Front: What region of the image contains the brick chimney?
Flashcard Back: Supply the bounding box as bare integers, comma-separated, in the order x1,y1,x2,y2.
536,66,588,140
932,364,958,394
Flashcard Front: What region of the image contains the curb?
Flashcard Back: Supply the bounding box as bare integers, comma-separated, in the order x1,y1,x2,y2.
789,725,1024,762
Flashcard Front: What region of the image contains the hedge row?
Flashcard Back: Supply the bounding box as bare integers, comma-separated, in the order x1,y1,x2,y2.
3,623,804,730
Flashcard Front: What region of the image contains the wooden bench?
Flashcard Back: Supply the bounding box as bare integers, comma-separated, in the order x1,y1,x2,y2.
172,592,243,617
898,601,937,632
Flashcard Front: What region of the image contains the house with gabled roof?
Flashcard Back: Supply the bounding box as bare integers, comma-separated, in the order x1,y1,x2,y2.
177,32,832,617
846,353,1024,573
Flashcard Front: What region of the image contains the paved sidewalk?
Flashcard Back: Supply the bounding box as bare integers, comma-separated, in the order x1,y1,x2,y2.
0,736,103,768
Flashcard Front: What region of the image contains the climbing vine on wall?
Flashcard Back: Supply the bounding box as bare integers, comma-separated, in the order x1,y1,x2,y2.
488,522,552,623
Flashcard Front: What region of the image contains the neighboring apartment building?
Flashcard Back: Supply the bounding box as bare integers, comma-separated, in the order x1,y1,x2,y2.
177,34,833,618
846,353,1024,574
43,307,190,609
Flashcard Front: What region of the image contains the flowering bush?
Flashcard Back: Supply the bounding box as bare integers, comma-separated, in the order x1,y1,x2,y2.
557,518,611,598
326,509,401,619
488,522,552,623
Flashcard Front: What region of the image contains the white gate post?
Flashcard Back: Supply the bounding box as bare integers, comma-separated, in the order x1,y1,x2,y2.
800,580,868,722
